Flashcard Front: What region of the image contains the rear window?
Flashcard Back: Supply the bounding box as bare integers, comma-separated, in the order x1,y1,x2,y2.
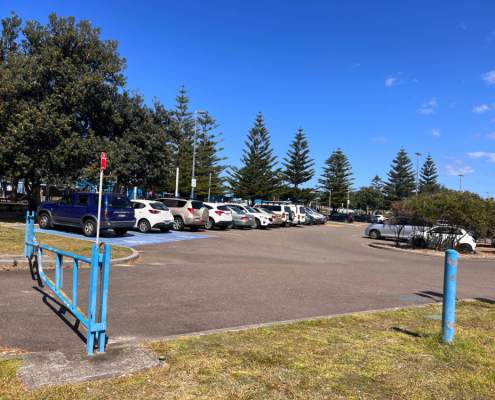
298,207,305,213
204,204,212,210
229,206,245,214
267,205,281,211
107,195,130,208
191,201,204,209
161,199,187,208
151,202,168,211
218,205,230,211
133,202,146,209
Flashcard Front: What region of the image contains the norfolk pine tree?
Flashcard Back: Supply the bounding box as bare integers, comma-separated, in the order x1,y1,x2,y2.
419,154,440,194
385,148,416,201
228,113,279,201
282,128,314,196
318,148,353,208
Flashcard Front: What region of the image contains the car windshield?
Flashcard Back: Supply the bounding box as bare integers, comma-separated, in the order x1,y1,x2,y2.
151,202,168,211
107,195,130,208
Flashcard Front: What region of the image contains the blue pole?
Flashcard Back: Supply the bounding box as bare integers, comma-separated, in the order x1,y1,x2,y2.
442,249,458,343
86,244,100,355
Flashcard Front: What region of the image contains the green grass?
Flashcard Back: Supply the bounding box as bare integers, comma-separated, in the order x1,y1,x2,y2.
1,301,495,399
0,226,132,260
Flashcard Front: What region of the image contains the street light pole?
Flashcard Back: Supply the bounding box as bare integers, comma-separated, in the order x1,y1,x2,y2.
207,172,212,202
458,174,464,191
415,152,422,195
190,110,206,199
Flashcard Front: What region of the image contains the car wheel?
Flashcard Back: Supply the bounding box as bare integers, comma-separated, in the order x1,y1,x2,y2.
38,213,51,229
412,237,427,248
205,218,215,230
82,219,96,237
114,228,128,236
138,219,151,233
369,229,381,240
255,218,261,229
457,243,473,254
173,216,184,231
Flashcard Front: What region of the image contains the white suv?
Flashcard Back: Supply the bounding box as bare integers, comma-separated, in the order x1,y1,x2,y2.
204,202,233,230
131,200,174,233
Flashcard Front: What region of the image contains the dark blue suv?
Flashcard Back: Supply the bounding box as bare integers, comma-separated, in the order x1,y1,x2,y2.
38,192,135,237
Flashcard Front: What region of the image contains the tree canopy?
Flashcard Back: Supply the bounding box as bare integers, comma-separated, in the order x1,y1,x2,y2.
282,128,314,190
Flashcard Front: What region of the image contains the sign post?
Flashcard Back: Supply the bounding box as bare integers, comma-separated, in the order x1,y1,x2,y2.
96,152,107,245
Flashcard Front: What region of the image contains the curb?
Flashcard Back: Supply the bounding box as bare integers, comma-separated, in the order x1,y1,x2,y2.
0,247,139,270
367,242,495,261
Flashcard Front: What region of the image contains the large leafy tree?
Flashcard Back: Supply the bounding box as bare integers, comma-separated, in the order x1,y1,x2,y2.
282,128,314,192
0,13,130,207
419,154,439,194
318,148,353,208
194,111,226,199
228,113,279,201
385,148,416,201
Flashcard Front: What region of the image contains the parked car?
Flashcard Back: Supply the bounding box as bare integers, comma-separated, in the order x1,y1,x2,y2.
410,226,476,253
203,202,233,230
262,204,290,226
157,198,208,231
294,205,306,225
226,204,271,228
329,212,354,223
225,205,254,228
38,192,135,237
131,199,174,233
255,207,284,226
364,218,422,241
305,208,326,224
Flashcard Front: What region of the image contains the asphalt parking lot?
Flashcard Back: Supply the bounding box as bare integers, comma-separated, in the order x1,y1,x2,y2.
35,227,209,247
1,223,494,353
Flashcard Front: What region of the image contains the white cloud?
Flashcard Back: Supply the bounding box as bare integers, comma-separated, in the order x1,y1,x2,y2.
467,151,495,163
385,77,397,87
486,132,495,139
473,104,492,113
482,70,495,85
417,98,438,115
432,128,440,137
371,136,387,144
445,161,475,176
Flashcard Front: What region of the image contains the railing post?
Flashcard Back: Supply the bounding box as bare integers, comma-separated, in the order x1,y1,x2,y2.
86,244,100,356
98,243,111,352
442,249,458,343
24,211,35,258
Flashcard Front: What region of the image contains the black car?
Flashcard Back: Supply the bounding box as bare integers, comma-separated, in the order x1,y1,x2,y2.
329,212,354,223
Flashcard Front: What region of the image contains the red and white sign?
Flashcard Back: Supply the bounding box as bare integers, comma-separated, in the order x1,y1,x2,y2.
100,152,107,170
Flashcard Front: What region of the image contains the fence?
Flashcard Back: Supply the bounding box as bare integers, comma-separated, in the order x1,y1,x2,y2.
24,211,111,356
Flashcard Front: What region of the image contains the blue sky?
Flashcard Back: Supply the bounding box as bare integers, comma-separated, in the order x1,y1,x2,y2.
3,1,495,195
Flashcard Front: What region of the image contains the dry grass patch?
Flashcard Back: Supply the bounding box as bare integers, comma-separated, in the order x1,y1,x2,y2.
0,225,132,260
1,301,495,399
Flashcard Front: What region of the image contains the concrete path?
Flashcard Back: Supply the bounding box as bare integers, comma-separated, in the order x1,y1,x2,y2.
1,224,494,353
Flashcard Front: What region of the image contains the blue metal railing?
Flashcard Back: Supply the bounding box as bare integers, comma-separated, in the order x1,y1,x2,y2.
24,211,111,356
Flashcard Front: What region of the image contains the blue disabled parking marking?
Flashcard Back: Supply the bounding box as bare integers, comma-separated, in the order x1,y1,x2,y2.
35,228,209,247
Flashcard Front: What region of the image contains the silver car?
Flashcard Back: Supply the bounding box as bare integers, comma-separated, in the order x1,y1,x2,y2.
158,198,208,231
225,205,254,229
364,218,420,240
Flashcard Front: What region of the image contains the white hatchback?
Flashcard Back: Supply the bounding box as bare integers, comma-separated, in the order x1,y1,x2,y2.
131,200,174,233
203,202,233,230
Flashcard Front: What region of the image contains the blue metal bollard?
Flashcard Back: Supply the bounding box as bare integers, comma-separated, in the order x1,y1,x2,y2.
442,249,458,343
